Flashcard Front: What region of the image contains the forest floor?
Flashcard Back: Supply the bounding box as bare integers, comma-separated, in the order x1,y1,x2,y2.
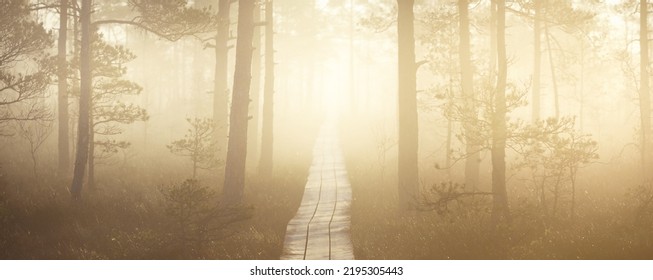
340,117,653,260
0,116,320,260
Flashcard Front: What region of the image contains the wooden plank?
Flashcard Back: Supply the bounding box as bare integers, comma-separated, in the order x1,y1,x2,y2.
280,121,354,260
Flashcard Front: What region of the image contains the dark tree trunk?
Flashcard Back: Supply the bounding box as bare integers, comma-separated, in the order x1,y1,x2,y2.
214,0,231,158
70,0,92,200
491,0,510,222
223,0,256,204
248,2,262,171
58,0,70,177
532,0,541,122
459,0,480,190
87,119,94,190
259,0,275,178
397,0,419,208
640,0,652,182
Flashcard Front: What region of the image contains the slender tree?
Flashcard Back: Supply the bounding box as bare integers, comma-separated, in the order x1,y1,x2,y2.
248,2,262,171
69,1,214,199
532,0,541,122
640,0,652,182
397,0,419,207
58,0,70,176
214,0,232,157
259,0,275,178
224,0,256,204
70,0,91,200
458,0,480,190
491,0,510,222
349,0,356,113
544,22,560,119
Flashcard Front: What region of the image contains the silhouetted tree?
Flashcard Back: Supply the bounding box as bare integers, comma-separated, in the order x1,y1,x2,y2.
640,0,652,182
397,0,419,208
491,0,509,223
259,0,275,179
248,2,262,171
69,0,214,199
86,37,148,189
58,0,70,176
70,0,92,200
459,0,480,190
213,0,233,159
16,118,53,179
224,0,256,204
0,0,53,135
168,118,219,179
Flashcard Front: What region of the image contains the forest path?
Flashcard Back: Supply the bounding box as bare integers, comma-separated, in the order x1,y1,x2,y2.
280,119,354,260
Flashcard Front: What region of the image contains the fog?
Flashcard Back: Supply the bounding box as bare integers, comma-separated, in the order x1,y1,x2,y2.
0,0,652,259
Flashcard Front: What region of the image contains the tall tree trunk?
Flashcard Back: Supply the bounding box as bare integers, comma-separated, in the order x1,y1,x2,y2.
248,2,262,171
532,0,541,122
491,0,510,222
349,0,355,113
214,0,231,160
70,0,92,200
223,0,256,204
640,0,652,182
259,0,275,178
579,38,585,131
459,0,480,190
58,0,69,177
545,23,560,119
87,120,94,190
397,0,419,208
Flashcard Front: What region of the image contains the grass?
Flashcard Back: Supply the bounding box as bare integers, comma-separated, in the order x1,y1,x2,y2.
0,115,321,260
340,116,653,260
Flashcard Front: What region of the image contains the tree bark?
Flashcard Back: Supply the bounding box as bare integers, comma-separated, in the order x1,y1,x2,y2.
223,0,256,204
491,0,510,222
640,0,652,182
58,0,70,177
87,118,94,190
70,0,92,200
397,0,419,208
459,0,480,190
259,0,275,178
214,0,231,159
248,2,262,171
532,0,541,122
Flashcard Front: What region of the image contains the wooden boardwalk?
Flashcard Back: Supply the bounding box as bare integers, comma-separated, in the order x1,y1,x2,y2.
280,121,354,260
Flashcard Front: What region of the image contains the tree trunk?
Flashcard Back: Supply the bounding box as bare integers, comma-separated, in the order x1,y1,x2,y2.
70,0,92,200
214,0,231,159
259,0,275,178
247,3,262,171
349,0,355,113
579,38,585,131
223,0,256,204
58,0,70,177
491,0,510,222
459,0,480,190
87,119,94,190
397,0,419,208
532,0,541,122
545,23,560,119
489,0,496,74
640,0,652,182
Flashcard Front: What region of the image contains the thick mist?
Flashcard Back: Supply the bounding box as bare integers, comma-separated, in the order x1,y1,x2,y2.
0,0,651,259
